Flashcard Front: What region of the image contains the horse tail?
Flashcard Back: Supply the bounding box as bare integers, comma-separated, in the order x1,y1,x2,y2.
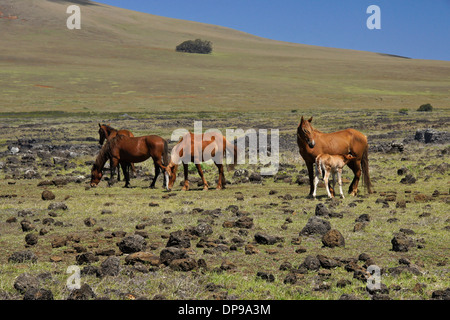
361,145,373,194
163,139,169,167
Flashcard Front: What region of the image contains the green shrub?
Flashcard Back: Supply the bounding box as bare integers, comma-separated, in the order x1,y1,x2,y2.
176,39,212,54
399,108,408,115
417,103,433,112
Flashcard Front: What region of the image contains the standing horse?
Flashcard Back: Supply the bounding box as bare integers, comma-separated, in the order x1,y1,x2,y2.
98,123,136,181
165,132,238,191
297,116,373,197
90,134,169,189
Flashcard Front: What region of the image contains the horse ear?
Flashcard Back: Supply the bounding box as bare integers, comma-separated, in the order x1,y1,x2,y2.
308,117,313,123
299,116,304,127
98,123,101,128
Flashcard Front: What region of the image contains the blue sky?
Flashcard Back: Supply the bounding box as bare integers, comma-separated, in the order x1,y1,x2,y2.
95,0,450,61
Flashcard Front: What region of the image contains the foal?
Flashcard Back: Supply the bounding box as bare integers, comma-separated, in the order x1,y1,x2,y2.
313,153,356,199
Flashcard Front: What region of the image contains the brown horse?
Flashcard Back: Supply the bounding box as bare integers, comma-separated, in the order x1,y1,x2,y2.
166,132,238,191
98,123,136,181
297,116,373,197
90,134,169,189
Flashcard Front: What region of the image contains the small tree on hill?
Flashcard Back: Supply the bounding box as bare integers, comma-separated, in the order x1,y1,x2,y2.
176,39,213,54
417,103,433,112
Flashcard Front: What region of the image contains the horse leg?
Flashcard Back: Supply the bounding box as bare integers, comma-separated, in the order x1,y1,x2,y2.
122,162,131,188
347,160,361,196
181,163,190,191
331,171,336,197
306,161,315,198
131,163,136,178
150,159,160,189
337,169,345,199
324,171,332,198
215,163,225,190
108,158,119,187
196,163,209,190
313,163,320,198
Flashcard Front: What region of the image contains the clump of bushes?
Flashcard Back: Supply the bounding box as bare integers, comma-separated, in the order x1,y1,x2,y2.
176,39,212,54
417,103,433,112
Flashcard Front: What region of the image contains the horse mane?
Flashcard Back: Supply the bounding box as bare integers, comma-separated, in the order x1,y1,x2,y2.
101,124,117,133
94,140,112,170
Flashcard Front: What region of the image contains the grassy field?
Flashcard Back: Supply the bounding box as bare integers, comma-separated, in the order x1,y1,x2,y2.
0,0,449,301
0,109,449,300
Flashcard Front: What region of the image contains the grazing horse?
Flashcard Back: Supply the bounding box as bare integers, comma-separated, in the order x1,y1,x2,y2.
90,134,169,189
165,132,238,191
313,153,357,199
98,123,136,181
297,116,373,197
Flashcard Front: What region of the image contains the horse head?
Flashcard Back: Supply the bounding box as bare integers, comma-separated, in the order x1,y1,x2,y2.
165,161,178,191
297,116,315,148
343,153,357,163
90,164,103,187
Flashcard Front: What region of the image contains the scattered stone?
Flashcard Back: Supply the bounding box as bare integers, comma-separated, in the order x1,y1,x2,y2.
192,223,213,237
295,247,307,254
414,128,450,144
48,202,68,211
13,273,40,294
23,288,54,300
391,233,414,252
254,232,283,245
100,256,121,276
388,265,422,276
245,244,259,255
6,216,17,223
336,279,352,288
220,260,237,271
283,273,297,285
315,203,331,217
256,271,274,282
300,255,321,271
76,252,99,265
118,234,146,253
396,200,407,209
235,216,254,229
8,250,38,263
322,229,345,248
25,233,38,246
400,174,416,185
67,283,96,300
159,247,188,265
300,216,331,236
353,222,368,232
169,258,197,271
355,214,371,223
83,217,96,227
125,252,160,266
41,190,55,201
20,219,35,232
317,255,341,269
431,288,450,300
166,230,191,248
